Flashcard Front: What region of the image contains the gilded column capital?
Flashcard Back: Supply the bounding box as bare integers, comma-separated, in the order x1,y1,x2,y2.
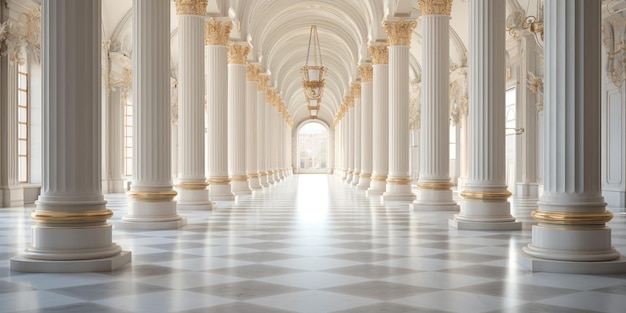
418,0,453,16
266,88,276,103
257,74,269,92
369,45,389,64
204,18,232,46
382,18,417,46
228,43,250,64
246,64,260,82
351,83,361,99
345,95,355,108
358,64,373,82
175,0,207,16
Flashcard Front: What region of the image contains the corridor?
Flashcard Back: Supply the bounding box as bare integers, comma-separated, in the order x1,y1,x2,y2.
1,174,626,313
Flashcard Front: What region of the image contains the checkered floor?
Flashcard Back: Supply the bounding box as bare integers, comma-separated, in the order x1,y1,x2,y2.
1,174,626,313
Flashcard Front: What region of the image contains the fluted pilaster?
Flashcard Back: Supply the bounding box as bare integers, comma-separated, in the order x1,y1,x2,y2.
383,19,416,201
357,64,373,190
257,74,270,187
368,45,390,195
228,43,251,195
413,3,458,211
11,0,130,272
450,0,519,230
345,98,355,183
520,0,626,273
205,18,234,201
175,0,210,207
351,83,362,185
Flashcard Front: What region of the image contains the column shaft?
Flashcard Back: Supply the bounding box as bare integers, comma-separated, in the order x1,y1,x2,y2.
520,0,626,273
368,46,389,195
265,90,275,184
228,43,251,195
414,7,458,211
175,1,210,207
450,0,520,230
345,102,354,182
351,84,362,185
358,65,373,190
246,65,262,189
383,19,417,201
257,75,269,187
11,0,130,272
205,18,234,201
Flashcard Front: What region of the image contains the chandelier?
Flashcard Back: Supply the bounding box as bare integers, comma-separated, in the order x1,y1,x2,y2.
506,0,544,48
308,98,320,119
301,24,326,105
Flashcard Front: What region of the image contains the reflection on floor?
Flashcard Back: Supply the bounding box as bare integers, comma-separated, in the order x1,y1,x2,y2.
1,174,625,313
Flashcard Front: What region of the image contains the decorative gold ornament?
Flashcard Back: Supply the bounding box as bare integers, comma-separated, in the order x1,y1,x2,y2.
257,74,269,92
176,181,209,190
208,177,231,185
227,43,250,64
460,190,512,200
386,177,413,185
31,209,114,224
418,0,453,16
382,18,417,46
229,175,248,182
127,190,178,201
246,64,260,82
531,210,613,225
351,83,361,99
371,175,388,182
204,18,232,46
369,45,389,64
358,64,373,82
175,0,207,16
418,181,454,190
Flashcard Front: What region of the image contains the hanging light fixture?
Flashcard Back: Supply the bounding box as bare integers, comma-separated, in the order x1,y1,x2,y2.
301,24,326,102
308,98,320,119
506,0,544,48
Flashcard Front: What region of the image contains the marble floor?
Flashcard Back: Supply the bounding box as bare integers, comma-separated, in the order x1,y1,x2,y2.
1,174,626,313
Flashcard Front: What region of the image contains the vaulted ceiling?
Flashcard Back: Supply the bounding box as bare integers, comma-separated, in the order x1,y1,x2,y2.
99,0,532,128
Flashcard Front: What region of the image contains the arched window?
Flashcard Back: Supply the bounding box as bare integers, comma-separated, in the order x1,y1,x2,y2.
297,122,328,173
123,97,133,177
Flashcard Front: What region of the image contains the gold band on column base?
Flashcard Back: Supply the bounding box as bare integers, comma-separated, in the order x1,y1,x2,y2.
386,177,413,185
229,175,248,182
31,209,114,224
127,190,178,201
208,177,230,185
371,175,388,182
176,182,209,190
360,173,372,178
418,182,454,190
531,210,613,225
247,174,260,179
460,190,512,200
259,172,267,177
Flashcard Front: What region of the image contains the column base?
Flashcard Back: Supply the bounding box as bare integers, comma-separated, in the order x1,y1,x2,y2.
119,200,186,230
248,177,262,190
382,183,415,202
1,186,24,207
367,179,387,196
450,198,521,230
231,180,252,196
518,253,626,274
357,176,371,190
412,189,459,211
209,184,235,201
351,172,360,185
11,251,131,273
176,188,212,209
260,175,270,188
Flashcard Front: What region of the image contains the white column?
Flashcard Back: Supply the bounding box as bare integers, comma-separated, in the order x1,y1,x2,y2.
450,0,520,230
11,0,130,272
246,64,262,189
357,64,373,190
227,43,252,195
0,57,23,207
383,19,417,201
513,35,540,223
413,1,458,211
520,0,626,273
340,105,349,179
120,0,185,229
345,97,355,183
265,88,276,184
205,18,235,201
257,74,270,187
174,0,211,208
367,45,389,195
351,83,362,185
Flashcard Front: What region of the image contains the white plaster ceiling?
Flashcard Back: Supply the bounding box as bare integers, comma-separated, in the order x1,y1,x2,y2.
99,0,528,127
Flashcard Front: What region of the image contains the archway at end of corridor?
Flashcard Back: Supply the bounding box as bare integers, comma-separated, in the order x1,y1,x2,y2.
296,121,330,174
